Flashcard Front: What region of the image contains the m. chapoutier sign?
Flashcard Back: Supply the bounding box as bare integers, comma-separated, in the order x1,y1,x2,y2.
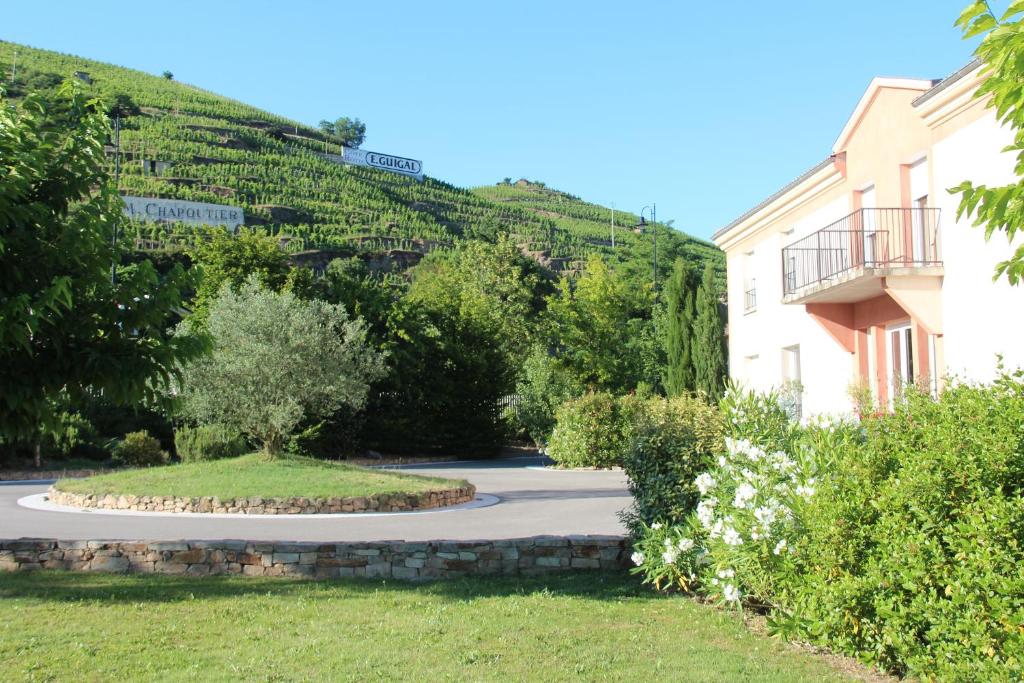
121,196,245,230
341,147,424,180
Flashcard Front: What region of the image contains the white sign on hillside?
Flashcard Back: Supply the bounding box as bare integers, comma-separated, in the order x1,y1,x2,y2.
121,196,245,230
340,147,424,180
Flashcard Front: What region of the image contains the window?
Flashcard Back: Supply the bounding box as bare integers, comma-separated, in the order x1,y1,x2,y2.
743,251,756,313
781,345,803,418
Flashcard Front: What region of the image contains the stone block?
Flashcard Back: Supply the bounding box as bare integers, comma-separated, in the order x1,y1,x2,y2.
89,556,129,573
272,553,299,564
391,566,419,580
571,557,602,569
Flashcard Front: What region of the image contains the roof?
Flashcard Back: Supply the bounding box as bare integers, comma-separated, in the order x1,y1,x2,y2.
913,59,983,107
713,60,981,245
710,156,835,242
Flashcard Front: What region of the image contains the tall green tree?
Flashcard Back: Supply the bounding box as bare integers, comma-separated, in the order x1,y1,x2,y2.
692,263,727,401
663,257,698,396
546,254,656,393
176,279,385,456
189,228,289,322
952,2,1024,284
0,85,203,443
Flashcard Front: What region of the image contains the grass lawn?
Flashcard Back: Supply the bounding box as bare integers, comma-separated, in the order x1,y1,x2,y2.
53,453,466,500
0,572,865,682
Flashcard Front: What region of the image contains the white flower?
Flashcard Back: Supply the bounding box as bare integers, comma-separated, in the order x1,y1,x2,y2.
697,498,717,530
723,583,741,603
773,539,788,556
722,527,743,546
796,484,816,499
695,473,716,495
750,526,762,541
662,549,679,564
717,568,735,579
651,522,663,530
733,482,757,509
754,505,778,527
709,519,724,539
677,537,694,552
631,551,645,566
717,455,728,468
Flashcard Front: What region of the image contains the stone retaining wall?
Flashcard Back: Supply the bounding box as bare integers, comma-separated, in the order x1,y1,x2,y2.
47,484,476,514
0,536,630,580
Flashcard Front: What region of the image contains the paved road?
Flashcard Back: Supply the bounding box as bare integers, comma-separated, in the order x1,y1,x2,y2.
0,458,631,542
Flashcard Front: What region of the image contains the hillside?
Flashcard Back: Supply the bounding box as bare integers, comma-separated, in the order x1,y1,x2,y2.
0,40,723,282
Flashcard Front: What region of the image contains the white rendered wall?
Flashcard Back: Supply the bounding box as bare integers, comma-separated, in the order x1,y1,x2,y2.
932,111,1024,381
727,195,856,416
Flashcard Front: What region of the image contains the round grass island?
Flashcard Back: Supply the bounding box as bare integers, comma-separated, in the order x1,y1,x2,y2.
49,454,476,514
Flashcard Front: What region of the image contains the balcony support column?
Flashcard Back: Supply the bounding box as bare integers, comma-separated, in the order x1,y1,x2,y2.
881,276,943,335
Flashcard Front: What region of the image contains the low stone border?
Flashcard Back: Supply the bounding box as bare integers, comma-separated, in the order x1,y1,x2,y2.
0,536,630,580
47,484,476,515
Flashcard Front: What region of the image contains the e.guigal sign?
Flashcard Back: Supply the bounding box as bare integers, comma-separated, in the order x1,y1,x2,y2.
341,147,423,180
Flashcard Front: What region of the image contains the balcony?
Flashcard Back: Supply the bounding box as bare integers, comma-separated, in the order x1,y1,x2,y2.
781,208,942,304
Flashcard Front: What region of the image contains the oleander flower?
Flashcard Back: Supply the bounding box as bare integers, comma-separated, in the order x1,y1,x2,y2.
733,482,757,509
695,473,716,495
723,583,741,603
631,551,645,566
722,527,743,546
677,537,694,552
773,539,788,555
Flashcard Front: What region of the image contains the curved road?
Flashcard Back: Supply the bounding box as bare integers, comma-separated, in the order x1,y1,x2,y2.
0,458,631,542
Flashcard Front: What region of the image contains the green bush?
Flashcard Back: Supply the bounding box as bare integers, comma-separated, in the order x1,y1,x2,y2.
111,430,168,467
621,394,723,534
790,375,1024,681
546,392,632,468
514,344,582,447
174,424,248,462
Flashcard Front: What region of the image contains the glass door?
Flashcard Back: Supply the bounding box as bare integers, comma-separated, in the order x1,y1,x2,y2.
861,185,877,265
887,322,914,403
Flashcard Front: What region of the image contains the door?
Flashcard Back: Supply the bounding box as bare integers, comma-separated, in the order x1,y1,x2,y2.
887,322,914,403
861,185,877,264
912,195,929,262
781,345,802,418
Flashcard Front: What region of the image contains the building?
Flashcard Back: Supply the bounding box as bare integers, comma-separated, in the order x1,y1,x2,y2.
712,60,1024,417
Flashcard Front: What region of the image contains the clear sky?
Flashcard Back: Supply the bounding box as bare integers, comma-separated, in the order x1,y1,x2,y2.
4,0,988,240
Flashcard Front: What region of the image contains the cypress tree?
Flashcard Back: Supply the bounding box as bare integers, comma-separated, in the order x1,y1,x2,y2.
663,257,697,396
693,262,727,401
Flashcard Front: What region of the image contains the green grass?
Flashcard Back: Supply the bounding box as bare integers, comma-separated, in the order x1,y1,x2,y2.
0,572,856,682
53,453,465,500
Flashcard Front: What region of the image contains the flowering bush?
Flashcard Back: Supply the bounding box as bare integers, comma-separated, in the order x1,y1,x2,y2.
631,374,1024,681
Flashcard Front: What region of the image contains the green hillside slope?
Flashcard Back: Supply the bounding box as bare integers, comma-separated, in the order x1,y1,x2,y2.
0,40,722,281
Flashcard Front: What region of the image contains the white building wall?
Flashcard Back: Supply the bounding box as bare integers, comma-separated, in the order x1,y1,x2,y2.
727,195,856,416
932,111,1024,381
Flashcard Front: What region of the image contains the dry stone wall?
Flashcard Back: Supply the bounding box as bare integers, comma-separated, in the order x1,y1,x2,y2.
48,484,475,514
0,536,630,580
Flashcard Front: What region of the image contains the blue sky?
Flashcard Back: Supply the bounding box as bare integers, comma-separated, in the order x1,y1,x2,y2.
4,1,986,240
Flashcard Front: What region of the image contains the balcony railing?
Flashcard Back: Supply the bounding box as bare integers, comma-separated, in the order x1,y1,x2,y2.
782,208,941,296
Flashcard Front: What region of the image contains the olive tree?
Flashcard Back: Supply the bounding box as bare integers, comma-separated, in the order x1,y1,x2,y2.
176,279,386,456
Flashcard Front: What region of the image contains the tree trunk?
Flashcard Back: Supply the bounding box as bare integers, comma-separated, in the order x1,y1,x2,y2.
34,441,41,469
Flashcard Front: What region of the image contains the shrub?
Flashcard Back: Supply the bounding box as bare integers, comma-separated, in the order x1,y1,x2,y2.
514,344,582,447
175,424,248,462
546,392,633,468
111,430,168,467
621,394,723,534
631,376,1024,681
790,375,1024,681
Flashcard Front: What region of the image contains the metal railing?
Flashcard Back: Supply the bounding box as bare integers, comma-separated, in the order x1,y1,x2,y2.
781,208,941,296
744,282,757,312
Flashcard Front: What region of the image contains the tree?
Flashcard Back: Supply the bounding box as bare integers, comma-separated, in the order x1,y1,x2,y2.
162,71,173,80
952,2,1024,284
367,238,547,454
545,254,655,393
692,263,727,401
176,279,385,456
318,120,336,136
104,93,140,119
334,117,366,148
189,228,290,322
663,257,698,396
0,85,203,444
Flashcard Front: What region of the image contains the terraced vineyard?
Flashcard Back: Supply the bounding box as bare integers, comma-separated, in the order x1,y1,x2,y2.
0,40,723,280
